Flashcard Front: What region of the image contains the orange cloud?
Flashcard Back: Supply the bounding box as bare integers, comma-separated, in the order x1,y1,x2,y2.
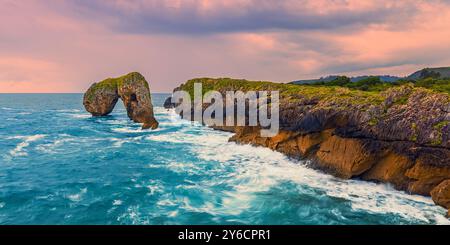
1,0,450,92
0,57,76,93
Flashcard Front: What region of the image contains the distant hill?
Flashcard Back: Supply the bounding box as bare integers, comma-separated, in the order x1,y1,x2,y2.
350,75,401,83
407,67,450,80
291,75,339,85
290,66,450,85
290,75,401,85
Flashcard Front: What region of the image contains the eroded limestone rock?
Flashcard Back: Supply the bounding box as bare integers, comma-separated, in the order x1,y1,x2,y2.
171,78,450,212
83,72,158,129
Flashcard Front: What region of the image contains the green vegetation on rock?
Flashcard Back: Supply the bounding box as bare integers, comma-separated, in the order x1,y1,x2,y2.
85,72,145,101
410,122,418,142
432,120,449,146
175,76,449,138
412,77,450,94
176,77,443,109
180,77,385,101
304,75,450,94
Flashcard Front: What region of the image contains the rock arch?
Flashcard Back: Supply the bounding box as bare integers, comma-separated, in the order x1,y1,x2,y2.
83,72,159,129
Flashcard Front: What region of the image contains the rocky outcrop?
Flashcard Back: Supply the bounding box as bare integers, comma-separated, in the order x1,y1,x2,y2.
230,128,450,197
314,136,380,179
171,77,450,214
163,96,175,109
83,72,158,129
431,180,450,217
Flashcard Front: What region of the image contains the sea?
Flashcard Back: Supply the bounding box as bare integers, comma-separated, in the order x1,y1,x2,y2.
0,93,448,224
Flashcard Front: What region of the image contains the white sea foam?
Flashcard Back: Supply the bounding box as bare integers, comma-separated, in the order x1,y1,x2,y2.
104,120,128,125
156,198,178,207
168,210,179,217
117,205,150,225
211,144,448,223
17,112,32,115
9,134,46,157
151,162,203,176
154,107,197,127
67,188,87,202
148,109,449,224
36,135,75,153
36,194,54,200
70,113,91,119
55,109,81,113
112,127,146,134
0,202,5,208
109,136,144,147
113,200,123,206
146,180,164,195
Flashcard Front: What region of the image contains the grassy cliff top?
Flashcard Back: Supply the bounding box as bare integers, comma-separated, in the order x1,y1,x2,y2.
176,77,449,108
85,72,148,101
288,75,450,94
93,72,147,90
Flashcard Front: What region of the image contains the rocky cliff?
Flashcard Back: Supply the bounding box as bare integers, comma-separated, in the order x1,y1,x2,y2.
168,77,450,215
83,72,158,129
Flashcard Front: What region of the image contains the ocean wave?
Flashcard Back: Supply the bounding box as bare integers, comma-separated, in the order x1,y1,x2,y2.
146,180,165,195
17,112,32,115
9,134,46,157
153,107,171,114
156,161,204,176
35,135,76,153
145,128,228,145
194,140,450,224
112,127,147,134
146,109,449,224
54,109,81,113
113,200,123,206
66,188,87,202
117,205,150,225
2,101,447,224
69,113,91,119
103,119,128,125
109,136,144,147
156,197,178,207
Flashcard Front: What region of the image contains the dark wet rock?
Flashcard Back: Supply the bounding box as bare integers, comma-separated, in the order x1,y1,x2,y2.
163,96,175,109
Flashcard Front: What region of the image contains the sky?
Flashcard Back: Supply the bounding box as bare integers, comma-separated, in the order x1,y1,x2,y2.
1,0,450,93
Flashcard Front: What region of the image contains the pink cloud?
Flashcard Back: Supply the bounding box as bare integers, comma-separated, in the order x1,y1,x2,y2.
0,56,76,93
1,0,450,92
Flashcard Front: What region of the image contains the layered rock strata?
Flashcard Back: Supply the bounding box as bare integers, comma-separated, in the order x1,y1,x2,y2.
169,78,450,214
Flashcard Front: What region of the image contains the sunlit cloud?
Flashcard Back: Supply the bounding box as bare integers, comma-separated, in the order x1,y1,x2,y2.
71,0,420,34
0,0,450,92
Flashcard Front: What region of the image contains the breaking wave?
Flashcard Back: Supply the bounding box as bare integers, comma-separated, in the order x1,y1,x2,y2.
0,94,447,225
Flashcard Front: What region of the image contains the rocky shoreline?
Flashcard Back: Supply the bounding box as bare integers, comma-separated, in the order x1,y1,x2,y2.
166,78,450,216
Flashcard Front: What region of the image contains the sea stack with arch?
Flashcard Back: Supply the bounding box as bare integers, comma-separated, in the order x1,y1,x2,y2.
83,72,159,129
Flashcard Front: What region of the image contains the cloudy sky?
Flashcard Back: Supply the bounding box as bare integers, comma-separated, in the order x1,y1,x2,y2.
1,0,450,92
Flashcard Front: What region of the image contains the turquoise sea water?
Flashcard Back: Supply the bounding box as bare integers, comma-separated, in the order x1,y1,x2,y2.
0,94,448,224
